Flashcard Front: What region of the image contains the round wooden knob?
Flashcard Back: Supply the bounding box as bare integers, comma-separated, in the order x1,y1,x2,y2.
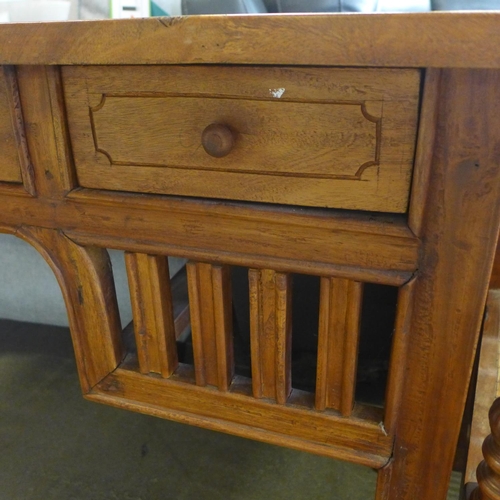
201,123,235,158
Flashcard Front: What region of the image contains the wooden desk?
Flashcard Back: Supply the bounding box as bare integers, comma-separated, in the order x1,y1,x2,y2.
1,13,500,499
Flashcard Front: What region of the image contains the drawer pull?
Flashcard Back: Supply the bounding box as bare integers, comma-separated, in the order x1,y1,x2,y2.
201,123,235,158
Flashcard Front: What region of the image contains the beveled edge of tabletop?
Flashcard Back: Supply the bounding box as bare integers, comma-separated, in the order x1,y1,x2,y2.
0,12,500,68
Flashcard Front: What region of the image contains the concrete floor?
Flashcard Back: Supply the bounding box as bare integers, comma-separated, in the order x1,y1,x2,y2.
0,319,461,499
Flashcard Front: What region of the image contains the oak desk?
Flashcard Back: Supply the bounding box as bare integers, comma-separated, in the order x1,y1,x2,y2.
1,13,500,499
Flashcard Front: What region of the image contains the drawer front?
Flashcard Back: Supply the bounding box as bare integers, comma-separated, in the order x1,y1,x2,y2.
0,68,23,184
63,66,420,212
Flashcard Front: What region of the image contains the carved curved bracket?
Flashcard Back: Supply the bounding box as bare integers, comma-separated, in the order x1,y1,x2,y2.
89,94,113,166
356,102,382,178
0,224,123,392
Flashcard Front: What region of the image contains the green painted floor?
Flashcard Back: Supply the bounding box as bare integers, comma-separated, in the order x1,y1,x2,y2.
0,320,461,500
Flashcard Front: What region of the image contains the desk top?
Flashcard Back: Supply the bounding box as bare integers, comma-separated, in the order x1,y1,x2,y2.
0,12,499,67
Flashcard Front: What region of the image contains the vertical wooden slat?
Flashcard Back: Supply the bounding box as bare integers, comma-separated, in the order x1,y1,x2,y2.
125,252,177,378
249,269,263,398
186,262,233,390
186,262,207,386
315,278,335,410
275,272,292,405
341,281,363,416
249,269,292,404
383,279,415,434
315,277,363,417
212,265,234,391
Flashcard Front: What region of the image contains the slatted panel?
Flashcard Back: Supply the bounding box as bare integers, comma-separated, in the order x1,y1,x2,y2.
249,269,292,404
125,252,178,377
315,278,363,416
186,262,234,390
94,252,398,469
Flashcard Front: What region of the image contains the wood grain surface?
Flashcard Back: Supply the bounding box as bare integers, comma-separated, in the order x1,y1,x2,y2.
315,277,363,416
63,65,420,212
187,262,233,390
0,66,23,184
2,14,500,500
16,65,75,198
90,366,392,468
0,14,500,68
382,280,415,435
378,69,500,500
490,240,500,289
1,225,123,393
249,269,292,404
408,69,441,236
0,188,419,285
125,253,178,377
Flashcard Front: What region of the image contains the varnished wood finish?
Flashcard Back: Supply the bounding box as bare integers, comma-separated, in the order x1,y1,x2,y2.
2,15,500,500
201,123,235,159
125,253,178,377
186,262,233,390
0,188,418,285
89,365,391,468
490,239,500,289
0,66,24,185
379,69,500,500
1,66,35,194
63,65,419,212
315,278,363,416
408,69,441,236
1,14,500,68
0,225,123,392
383,280,415,434
16,65,76,198
470,398,500,500
249,269,292,404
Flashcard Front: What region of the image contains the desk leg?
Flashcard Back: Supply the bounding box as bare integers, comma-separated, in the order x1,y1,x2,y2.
377,69,500,499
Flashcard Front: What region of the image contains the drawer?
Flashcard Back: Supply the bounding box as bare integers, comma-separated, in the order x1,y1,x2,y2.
0,68,23,184
63,66,421,213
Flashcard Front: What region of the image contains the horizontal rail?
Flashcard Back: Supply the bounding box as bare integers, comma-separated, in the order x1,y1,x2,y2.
89,365,393,468
0,189,419,286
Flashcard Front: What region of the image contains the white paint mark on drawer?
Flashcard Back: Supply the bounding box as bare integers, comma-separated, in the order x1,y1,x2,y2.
269,88,285,98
